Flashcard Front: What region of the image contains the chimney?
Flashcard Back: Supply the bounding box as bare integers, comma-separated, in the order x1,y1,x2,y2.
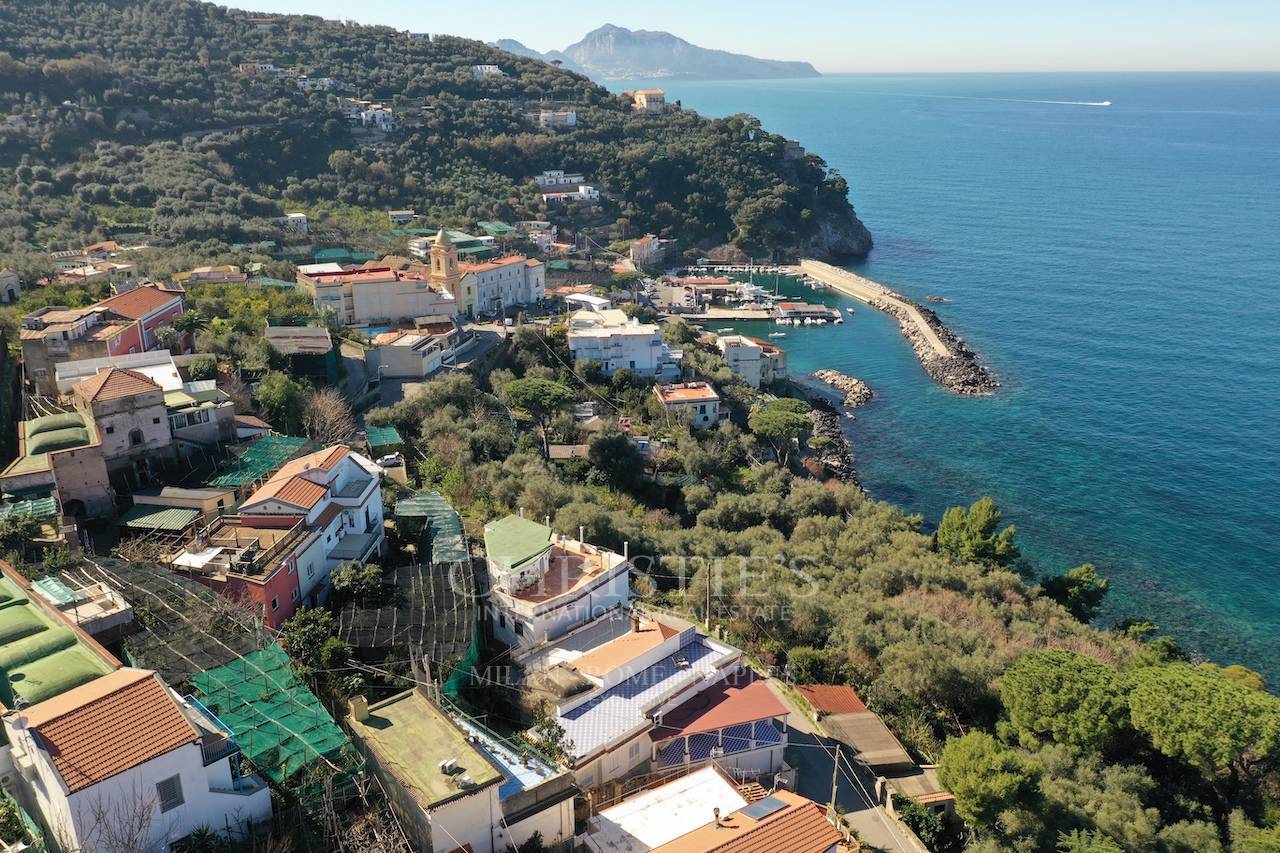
519,506,525,518
630,609,641,633
545,515,550,527
579,525,584,543
713,807,722,827
624,541,629,560
349,695,369,723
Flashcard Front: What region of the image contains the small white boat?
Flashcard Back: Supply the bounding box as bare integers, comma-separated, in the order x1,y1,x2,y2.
717,327,734,332
846,307,856,315
768,332,786,338
833,316,843,324
816,318,827,325
803,318,815,326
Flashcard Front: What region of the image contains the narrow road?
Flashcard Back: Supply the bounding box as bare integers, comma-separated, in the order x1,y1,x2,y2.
795,260,951,358
766,680,919,852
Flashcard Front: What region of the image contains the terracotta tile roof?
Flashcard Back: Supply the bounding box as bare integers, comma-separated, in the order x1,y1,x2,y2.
93,284,180,319
313,501,344,529
459,254,530,273
653,790,841,853
244,475,328,511
795,684,867,714
572,618,681,678
272,445,349,481
653,671,788,740
24,668,197,793
73,367,162,403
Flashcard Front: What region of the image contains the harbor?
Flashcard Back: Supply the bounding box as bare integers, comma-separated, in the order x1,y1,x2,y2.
791,260,996,395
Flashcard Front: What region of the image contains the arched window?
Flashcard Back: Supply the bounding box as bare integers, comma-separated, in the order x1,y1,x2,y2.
129,428,144,447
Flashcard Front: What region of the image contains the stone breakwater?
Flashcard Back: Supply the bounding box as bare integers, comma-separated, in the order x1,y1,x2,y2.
795,260,998,395
814,369,873,407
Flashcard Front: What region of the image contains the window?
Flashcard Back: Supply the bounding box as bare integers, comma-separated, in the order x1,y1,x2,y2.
306,565,314,578
498,613,506,629
291,589,299,602
129,429,144,447
514,620,525,636
105,425,115,435
629,741,641,759
270,597,279,612
153,417,161,424
156,775,184,812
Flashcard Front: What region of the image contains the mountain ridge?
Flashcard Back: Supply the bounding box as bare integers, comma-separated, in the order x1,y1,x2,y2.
492,24,820,81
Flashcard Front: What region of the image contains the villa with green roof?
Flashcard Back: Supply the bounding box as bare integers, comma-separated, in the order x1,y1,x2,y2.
483,514,632,651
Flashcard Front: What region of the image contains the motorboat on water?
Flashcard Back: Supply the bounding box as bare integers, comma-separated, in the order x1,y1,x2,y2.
768,332,786,338
846,307,856,315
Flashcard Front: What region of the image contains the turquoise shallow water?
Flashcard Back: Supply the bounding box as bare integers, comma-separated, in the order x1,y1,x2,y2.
622,73,1280,677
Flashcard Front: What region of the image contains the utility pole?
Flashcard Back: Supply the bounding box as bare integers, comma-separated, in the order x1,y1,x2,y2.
829,742,841,815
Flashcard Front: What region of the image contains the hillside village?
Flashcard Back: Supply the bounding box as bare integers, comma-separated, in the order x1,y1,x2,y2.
0,4,1279,853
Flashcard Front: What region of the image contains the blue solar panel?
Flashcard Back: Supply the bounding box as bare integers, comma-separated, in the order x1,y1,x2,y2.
739,795,787,820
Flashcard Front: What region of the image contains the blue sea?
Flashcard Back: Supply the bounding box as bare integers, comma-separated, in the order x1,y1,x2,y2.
622,74,1280,678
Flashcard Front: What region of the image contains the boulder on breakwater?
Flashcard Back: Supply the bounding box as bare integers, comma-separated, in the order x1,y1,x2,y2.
814,369,874,407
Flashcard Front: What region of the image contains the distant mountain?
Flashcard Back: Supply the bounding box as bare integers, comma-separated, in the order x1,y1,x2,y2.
491,25,820,82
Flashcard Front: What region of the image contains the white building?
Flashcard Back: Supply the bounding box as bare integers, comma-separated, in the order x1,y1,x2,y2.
568,308,681,378
542,185,599,206
295,76,337,91
271,212,309,234
461,255,545,316
654,381,723,428
472,64,504,79
539,613,788,790
536,109,576,128
482,514,632,651
0,565,271,851
533,170,586,188
371,330,450,378
298,265,457,325
348,688,576,853
235,445,386,603
0,269,20,303
360,106,397,131
584,766,840,853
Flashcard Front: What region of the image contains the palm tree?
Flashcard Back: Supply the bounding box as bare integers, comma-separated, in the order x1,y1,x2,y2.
172,310,209,336
153,325,180,353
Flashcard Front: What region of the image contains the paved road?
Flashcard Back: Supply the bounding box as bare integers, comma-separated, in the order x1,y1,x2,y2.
796,260,952,359
766,680,918,853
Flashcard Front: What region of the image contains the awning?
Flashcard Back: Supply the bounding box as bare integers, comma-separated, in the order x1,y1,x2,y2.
118,504,199,532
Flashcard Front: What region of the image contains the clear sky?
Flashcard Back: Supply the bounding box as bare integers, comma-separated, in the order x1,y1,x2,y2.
231,0,1280,73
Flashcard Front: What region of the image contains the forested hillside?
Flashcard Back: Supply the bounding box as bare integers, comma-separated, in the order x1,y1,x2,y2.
0,0,870,268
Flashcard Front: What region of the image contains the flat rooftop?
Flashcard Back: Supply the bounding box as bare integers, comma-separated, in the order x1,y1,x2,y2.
349,690,502,808
655,383,719,404
584,766,747,852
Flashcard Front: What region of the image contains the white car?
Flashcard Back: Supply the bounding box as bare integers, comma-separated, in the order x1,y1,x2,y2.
376,453,403,468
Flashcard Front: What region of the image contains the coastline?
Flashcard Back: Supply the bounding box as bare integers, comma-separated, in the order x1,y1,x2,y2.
792,260,997,395
786,374,862,489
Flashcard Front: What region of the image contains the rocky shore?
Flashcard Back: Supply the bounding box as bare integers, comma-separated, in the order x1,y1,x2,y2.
814,369,874,407
807,397,861,487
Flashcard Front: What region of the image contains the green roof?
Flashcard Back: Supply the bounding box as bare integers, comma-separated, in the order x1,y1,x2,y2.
0,494,58,522
193,645,358,786
250,276,299,289
118,504,199,532
483,514,552,573
477,220,514,235
0,575,115,707
349,690,501,807
365,425,402,451
547,260,571,270
4,412,98,478
206,435,309,488
395,492,466,564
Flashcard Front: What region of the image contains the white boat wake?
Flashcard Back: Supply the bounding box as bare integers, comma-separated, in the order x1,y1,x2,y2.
846,90,1112,107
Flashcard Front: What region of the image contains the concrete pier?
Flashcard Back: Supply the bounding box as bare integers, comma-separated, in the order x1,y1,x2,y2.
791,260,996,395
